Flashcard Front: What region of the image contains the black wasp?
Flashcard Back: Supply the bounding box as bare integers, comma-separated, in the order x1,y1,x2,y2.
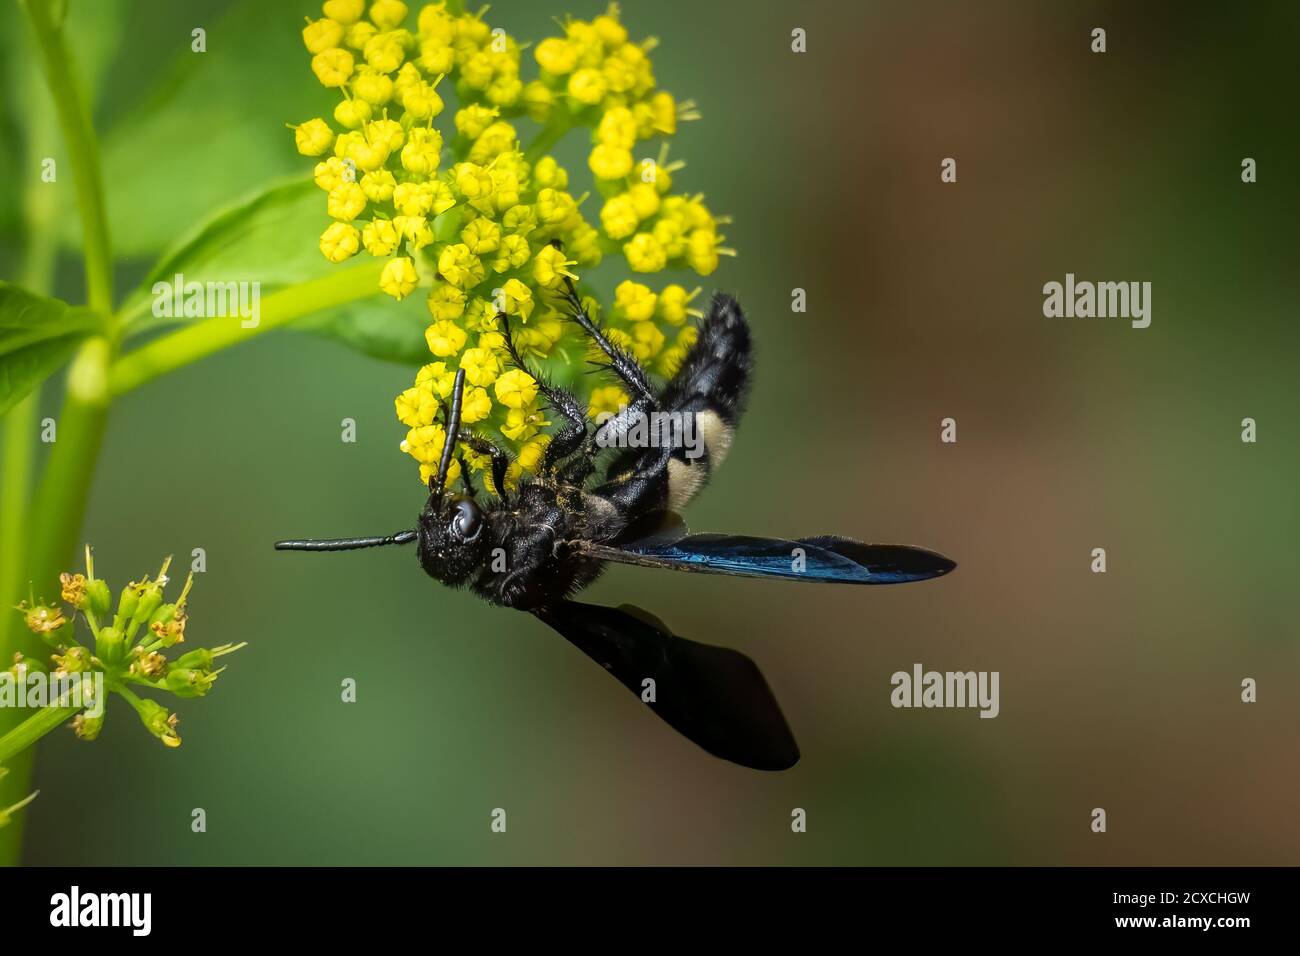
277,281,955,770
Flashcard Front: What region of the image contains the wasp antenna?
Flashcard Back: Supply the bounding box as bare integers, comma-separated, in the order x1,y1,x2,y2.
432,367,466,501
274,530,417,552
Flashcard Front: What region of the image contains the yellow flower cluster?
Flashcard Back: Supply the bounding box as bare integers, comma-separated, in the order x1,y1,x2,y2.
526,8,731,281
291,1,731,490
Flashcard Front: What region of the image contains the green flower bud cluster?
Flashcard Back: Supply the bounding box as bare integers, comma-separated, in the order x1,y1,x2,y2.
10,547,246,750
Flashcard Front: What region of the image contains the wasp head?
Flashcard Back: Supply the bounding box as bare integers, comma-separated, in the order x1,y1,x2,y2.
416,495,489,586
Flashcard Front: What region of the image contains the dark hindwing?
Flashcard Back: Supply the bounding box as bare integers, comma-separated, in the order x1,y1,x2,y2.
532,600,799,771
577,528,957,585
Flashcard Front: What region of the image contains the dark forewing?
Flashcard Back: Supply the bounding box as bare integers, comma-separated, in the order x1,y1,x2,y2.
532,600,800,771
578,532,956,584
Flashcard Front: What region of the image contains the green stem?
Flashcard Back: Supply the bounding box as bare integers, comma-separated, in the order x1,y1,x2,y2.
27,339,111,593
15,349,109,853
0,746,32,863
0,395,39,632
0,707,80,765
1,1,62,661
3,790,40,818
0,395,42,856
22,0,114,316
109,261,386,396
6,1,116,868
22,0,119,595
525,109,575,162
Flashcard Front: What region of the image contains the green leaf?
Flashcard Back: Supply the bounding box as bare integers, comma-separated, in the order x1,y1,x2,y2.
295,289,433,365
144,178,327,292
0,282,103,355
120,176,428,365
0,283,103,415
118,176,332,332
0,337,79,416
76,0,336,257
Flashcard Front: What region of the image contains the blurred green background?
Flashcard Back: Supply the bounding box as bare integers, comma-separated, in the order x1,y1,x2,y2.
1,0,1297,865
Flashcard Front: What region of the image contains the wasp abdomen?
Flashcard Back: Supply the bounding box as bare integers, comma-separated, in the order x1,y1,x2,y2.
597,294,753,516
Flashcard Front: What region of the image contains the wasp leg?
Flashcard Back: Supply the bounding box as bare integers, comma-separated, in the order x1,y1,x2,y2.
561,278,656,405
544,422,591,473
458,456,478,498
497,312,588,429
497,311,592,472
552,391,661,488
436,392,512,498
458,431,511,499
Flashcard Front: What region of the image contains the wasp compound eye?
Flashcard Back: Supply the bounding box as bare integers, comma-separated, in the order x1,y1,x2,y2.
450,498,483,543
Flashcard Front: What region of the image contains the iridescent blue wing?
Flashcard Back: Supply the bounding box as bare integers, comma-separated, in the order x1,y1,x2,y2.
578,531,955,585
533,600,799,771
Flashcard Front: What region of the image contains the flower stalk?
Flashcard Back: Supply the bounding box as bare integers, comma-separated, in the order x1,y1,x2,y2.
27,339,111,597
21,0,114,317
108,260,386,396
0,706,80,765
2,0,120,866
523,110,575,162
0,787,41,829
